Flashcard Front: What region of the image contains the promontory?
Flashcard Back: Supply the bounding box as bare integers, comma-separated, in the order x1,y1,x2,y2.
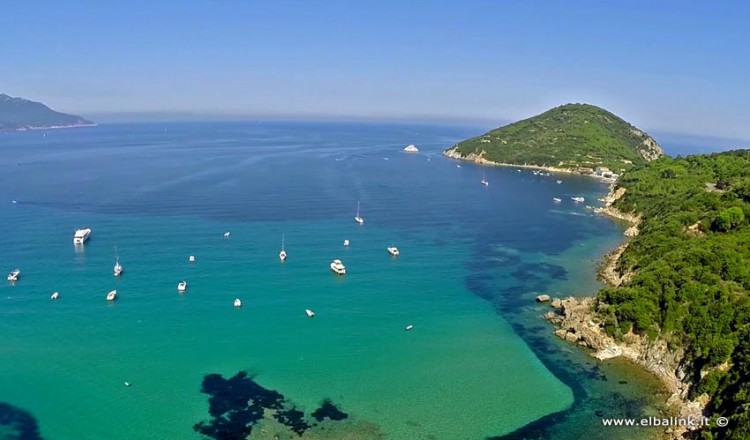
0,93,95,132
443,103,664,176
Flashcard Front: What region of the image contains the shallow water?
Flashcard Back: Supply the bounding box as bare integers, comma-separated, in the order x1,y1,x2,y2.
0,122,664,439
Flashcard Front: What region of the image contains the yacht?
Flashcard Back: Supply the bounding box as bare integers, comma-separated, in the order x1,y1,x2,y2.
403,144,419,153
233,298,242,308
343,239,350,247
73,228,92,245
405,324,414,331
177,281,187,292
224,231,231,238
106,290,117,301
330,259,346,275
279,234,287,262
556,180,563,184
571,196,585,203
51,291,60,300
553,197,562,203
354,201,364,224
387,246,400,257
114,258,123,277
189,255,196,263
7,269,20,282
481,171,489,186
305,309,315,317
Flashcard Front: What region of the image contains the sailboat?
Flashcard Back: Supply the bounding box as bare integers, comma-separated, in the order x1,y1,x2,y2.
113,247,123,276
354,201,364,224
279,234,287,262
481,170,489,186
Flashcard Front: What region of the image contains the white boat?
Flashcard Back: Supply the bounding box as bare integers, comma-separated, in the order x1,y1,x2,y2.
556,180,563,184
106,290,117,301
387,246,400,257
405,324,414,331
73,228,92,245
177,281,187,292
480,170,489,186
189,255,196,263
330,259,346,275
51,291,59,300
305,309,315,317
7,269,20,282
223,231,231,238
354,201,364,224
403,144,419,153
114,259,123,277
553,197,562,203
279,234,287,262
343,239,350,247
233,298,242,308
571,196,585,203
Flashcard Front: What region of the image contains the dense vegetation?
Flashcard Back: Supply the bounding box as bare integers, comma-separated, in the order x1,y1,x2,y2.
596,150,750,439
0,93,92,131
445,103,664,172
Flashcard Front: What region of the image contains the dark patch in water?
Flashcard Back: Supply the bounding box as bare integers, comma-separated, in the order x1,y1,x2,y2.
511,262,568,282
194,372,347,439
311,399,348,422
0,402,44,440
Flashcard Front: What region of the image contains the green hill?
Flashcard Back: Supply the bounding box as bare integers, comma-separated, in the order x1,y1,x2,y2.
598,150,750,438
0,93,94,131
444,103,663,174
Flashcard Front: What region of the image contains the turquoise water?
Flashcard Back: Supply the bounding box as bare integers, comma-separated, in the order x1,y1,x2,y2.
0,122,663,439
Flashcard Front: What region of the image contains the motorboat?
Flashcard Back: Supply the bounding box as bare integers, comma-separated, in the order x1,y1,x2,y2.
481,171,489,186
571,196,585,203
279,234,287,262
7,269,20,282
403,144,419,153
73,228,92,245
106,290,117,301
51,291,60,300
305,309,315,317
330,259,346,275
114,259,123,277
223,231,231,238
233,298,242,308
556,180,563,184
177,281,187,292
189,255,196,263
354,201,364,224
405,325,414,331
387,246,400,257
343,239,350,247
553,197,562,203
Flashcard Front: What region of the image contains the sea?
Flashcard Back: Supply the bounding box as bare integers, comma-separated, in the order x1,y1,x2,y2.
0,122,669,440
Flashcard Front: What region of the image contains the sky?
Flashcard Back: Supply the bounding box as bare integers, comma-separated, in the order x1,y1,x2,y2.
2,1,749,139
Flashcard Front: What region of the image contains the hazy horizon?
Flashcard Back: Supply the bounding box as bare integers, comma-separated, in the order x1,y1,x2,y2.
4,1,749,139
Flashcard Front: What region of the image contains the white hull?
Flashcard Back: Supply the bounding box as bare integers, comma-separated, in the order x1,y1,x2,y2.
73,228,92,245
279,251,287,261
177,282,187,292
330,259,346,275
7,269,20,282
305,309,315,317
107,290,117,301
387,247,400,257
233,298,242,308
114,263,123,276
51,292,60,300
354,216,364,224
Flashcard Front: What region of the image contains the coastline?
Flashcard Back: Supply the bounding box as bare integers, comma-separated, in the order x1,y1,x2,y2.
0,123,97,133
442,147,617,182
544,185,706,439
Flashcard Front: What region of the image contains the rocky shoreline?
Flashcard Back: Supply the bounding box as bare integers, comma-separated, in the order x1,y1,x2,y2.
443,147,590,177
544,185,707,439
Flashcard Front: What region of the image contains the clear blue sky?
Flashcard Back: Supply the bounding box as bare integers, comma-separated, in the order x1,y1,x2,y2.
4,1,749,139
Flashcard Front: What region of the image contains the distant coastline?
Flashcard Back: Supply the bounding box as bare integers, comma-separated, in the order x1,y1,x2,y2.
2,122,98,132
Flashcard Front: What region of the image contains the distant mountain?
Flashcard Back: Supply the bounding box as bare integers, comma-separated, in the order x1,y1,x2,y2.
0,93,94,131
444,103,664,173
